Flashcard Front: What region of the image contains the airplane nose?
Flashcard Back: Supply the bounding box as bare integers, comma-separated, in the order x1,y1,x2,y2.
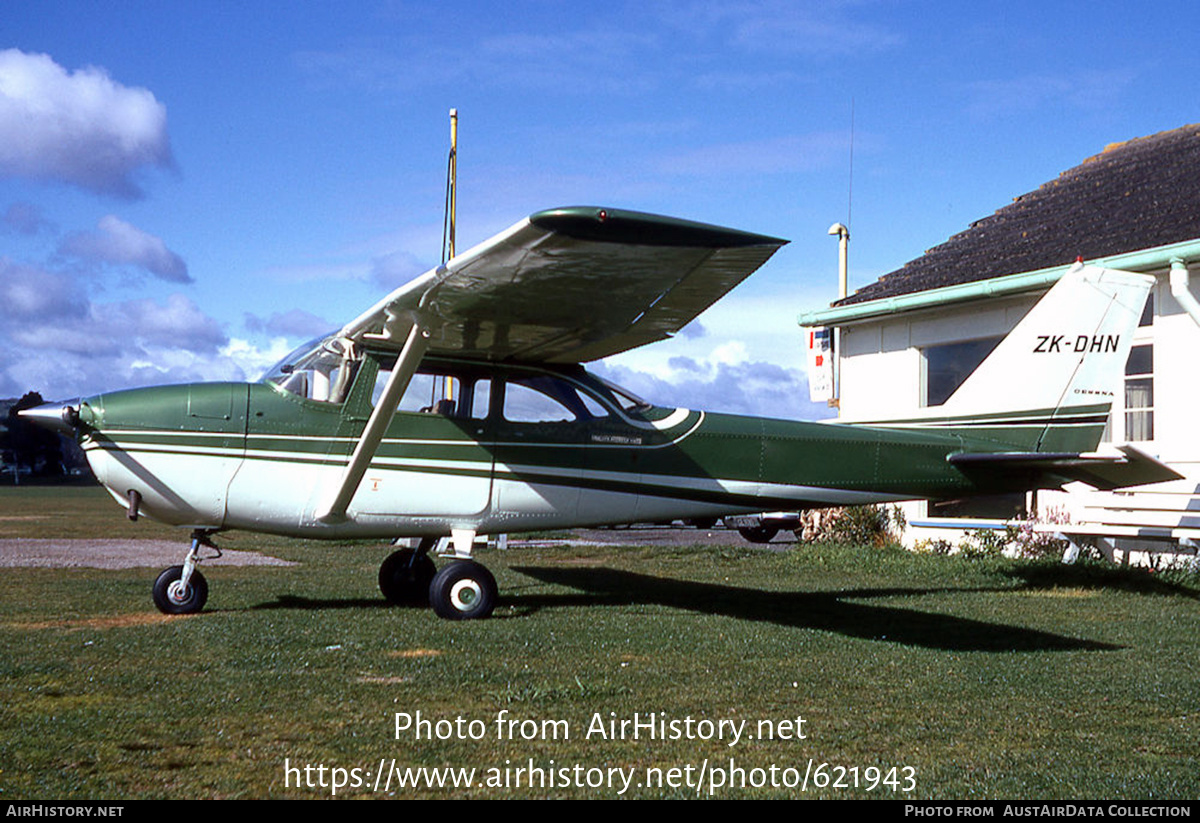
17,399,82,435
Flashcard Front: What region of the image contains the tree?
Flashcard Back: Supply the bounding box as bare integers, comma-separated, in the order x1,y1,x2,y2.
2,392,64,478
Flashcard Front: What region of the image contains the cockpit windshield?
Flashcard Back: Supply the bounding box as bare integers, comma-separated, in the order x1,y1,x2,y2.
262,332,360,403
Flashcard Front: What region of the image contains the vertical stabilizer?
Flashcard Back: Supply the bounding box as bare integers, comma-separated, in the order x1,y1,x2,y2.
865,263,1153,452
945,263,1151,450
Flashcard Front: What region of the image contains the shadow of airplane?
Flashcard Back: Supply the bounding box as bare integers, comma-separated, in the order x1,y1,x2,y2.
244,564,1135,652
509,565,1120,652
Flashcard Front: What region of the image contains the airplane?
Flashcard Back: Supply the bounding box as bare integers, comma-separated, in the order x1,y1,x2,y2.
20,206,1181,620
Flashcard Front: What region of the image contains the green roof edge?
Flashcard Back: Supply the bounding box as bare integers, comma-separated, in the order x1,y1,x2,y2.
798,235,1200,328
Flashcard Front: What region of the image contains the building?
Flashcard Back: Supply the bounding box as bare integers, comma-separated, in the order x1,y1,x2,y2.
800,125,1200,562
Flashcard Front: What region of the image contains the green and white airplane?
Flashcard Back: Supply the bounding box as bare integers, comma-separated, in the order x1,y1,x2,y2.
21,207,1179,620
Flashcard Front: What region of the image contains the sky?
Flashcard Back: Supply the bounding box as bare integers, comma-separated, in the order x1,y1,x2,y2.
3,1,1198,420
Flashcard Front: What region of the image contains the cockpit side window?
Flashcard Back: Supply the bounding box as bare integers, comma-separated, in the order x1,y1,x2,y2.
372,363,491,420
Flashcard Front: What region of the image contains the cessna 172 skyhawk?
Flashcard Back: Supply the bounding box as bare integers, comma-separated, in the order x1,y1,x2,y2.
21,206,1179,620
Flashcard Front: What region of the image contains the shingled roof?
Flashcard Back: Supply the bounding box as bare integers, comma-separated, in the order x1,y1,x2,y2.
839,124,1200,306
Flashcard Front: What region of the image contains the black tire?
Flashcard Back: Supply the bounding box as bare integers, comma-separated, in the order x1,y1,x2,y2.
152,565,208,614
737,525,779,544
428,561,497,620
379,549,437,606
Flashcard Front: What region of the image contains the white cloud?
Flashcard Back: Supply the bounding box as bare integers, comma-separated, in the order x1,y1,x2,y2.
243,308,333,339
2,202,53,235
91,294,224,351
710,340,749,366
729,6,903,57
4,290,225,359
0,49,172,198
596,337,831,421
370,249,431,291
222,337,298,381
963,69,1137,121
0,258,87,323
656,1,902,58
594,357,828,422
657,132,857,177
0,259,233,398
261,261,372,284
295,28,659,95
59,215,190,282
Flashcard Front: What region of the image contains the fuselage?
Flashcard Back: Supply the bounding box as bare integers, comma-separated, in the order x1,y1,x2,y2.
68,354,1020,539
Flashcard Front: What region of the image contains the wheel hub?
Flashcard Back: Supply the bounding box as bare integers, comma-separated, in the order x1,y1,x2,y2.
449,579,482,611
166,580,191,605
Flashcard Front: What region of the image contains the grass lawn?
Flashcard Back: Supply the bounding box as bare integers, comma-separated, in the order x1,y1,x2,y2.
1,486,1198,799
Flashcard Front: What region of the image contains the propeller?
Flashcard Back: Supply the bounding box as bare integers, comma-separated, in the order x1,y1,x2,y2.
17,399,82,435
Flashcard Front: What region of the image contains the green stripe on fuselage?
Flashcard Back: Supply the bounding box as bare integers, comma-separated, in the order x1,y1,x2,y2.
81,376,1102,522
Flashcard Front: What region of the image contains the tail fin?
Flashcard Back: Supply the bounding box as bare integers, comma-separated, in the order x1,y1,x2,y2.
867,263,1153,452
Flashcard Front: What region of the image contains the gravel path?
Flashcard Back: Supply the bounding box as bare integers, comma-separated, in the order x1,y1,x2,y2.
515,525,796,549
0,526,793,569
0,539,297,569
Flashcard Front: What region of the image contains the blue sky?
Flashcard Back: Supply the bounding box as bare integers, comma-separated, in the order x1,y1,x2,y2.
3,1,1198,419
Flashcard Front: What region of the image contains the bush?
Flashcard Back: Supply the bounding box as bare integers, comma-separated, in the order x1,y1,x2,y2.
912,537,954,555
1008,521,1069,560
957,528,1010,559
800,504,903,548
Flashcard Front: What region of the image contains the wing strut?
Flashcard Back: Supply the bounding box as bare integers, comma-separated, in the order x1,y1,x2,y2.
318,323,429,523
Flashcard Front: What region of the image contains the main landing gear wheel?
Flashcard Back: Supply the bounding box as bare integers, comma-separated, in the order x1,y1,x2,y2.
379,548,437,606
428,560,497,620
737,525,779,544
152,565,209,614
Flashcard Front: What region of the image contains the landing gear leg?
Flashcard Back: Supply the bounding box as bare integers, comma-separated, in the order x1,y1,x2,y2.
379,537,438,605
428,529,498,620
152,529,216,614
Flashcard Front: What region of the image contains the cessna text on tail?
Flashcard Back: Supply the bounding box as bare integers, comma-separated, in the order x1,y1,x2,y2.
21,207,1179,619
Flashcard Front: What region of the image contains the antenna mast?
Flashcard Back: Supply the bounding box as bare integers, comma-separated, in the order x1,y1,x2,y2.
442,108,458,263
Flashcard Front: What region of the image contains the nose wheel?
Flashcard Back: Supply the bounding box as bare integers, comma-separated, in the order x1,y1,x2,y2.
152,565,209,614
152,530,217,614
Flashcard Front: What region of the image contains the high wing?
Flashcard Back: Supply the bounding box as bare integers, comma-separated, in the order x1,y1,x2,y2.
338,206,788,363
318,206,786,522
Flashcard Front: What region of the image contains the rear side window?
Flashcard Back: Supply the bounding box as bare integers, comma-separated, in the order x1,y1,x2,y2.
501,374,610,423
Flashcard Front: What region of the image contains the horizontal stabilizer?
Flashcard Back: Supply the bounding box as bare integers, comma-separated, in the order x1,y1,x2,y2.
948,445,1183,491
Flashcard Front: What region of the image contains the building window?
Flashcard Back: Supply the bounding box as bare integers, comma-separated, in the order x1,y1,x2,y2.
927,494,1028,521
1124,344,1153,441
922,336,1003,407
1139,290,1155,327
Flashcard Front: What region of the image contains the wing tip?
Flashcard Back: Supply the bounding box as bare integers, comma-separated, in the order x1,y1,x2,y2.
529,206,788,248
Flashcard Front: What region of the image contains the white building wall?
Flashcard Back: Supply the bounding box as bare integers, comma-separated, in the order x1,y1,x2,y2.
838,294,1037,421
1152,282,1200,455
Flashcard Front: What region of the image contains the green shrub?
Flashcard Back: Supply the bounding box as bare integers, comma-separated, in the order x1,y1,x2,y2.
912,537,954,555
808,504,903,548
957,528,1010,559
